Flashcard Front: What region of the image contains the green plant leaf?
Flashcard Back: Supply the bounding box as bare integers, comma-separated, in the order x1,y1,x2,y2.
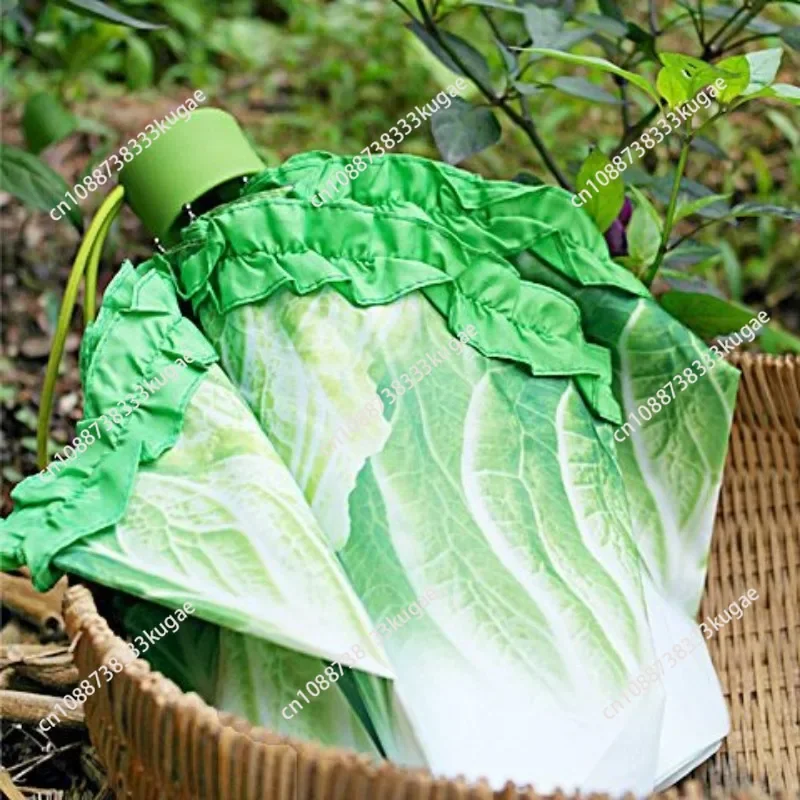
704,6,781,34
727,202,800,221
651,175,730,219
658,270,726,297
734,82,800,106
746,146,773,194
523,7,590,50
658,52,732,100
464,0,524,11
741,48,782,95
656,66,690,107
659,292,758,338
551,76,623,104
125,35,154,89
663,243,721,269
575,12,627,38
673,193,731,222
406,19,491,88
714,55,750,101
628,184,664,228
626,194,662,271
0,144,82,230
575,149,624,232
770,84,799,103
522,47,661,102
524,6,563,45
765,110,800,147
625,22,658,62
659,292,800,352
22,93,77,155
599,0,625,23
759,326,800,354
161,0,203,33
658,51,711,76
431,98,501,165
495,37,518,77
513,81,544,95
780,25,800,50
511,170,545,186
690,135,728,160
717,240,742,301
54,0,164,29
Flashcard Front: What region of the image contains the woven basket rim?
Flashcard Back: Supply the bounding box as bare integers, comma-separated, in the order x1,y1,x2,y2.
60,352,800,800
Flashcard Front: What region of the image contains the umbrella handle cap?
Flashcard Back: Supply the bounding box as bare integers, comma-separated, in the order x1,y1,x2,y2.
119,107,264,240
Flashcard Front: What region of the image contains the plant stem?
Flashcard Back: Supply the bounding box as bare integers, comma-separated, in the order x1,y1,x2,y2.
659,12,693,35
619,82,631,132
703,4,747,56
390,0,413,16
400,0,572,189
668,217,722,250
479,7,503,43
686,5,702,45
643,138,691,287
704,3,768,58
719,32,777,54
698,0,705,45
648,0,659,35
612,105,659,156
714,6,764,53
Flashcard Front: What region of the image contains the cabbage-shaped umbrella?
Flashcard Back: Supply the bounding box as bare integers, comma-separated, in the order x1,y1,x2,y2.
1,111,740,795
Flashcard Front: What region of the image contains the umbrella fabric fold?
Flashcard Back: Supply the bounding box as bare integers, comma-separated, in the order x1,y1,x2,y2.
154,154,732,793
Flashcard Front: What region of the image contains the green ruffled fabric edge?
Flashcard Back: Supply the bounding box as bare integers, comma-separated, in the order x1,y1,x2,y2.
164,184,623,423
0,263,218,591
248,151,650,300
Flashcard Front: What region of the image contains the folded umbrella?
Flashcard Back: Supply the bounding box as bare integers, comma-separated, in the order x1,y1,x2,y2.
156,136,737,792
1,110,740,795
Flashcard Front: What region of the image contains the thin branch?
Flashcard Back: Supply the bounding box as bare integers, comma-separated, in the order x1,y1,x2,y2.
619,82,631,132
411,0,572,188
668,217,723,250
713,6,767,54
698,0,705,46
389,0,414,18
719,32,779,54
685,5,702,44
612,105,660,157
648,0,659,36
10,743,82,782
479,7,503,42
643,136,691,286
703,4,748,57
658,12,694,36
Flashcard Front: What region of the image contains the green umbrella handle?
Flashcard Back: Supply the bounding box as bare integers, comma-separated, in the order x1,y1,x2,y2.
119,107,264,241
38,109,263,468
37,186,124,469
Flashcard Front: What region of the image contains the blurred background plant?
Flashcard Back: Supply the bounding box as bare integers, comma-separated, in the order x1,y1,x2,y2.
0,0,798,506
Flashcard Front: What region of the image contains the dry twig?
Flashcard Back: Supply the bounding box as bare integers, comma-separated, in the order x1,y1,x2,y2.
0,689,84,729
0,575,66,640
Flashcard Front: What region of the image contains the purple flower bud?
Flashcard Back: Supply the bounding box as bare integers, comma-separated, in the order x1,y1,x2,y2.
618,196,633,227
604,219,628,257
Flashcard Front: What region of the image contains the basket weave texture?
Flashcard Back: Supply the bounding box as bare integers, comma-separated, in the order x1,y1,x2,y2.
62,353,799,800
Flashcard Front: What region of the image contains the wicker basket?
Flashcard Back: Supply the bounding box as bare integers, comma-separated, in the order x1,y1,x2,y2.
62,353,799,800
